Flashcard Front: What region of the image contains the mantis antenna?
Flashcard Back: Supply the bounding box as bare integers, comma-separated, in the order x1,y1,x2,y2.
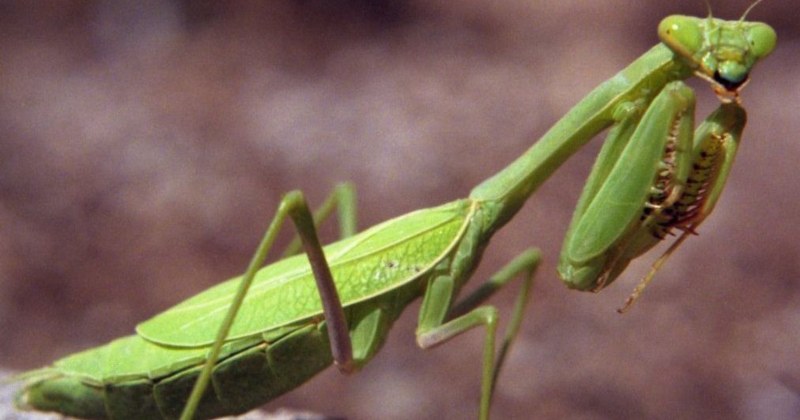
740,0,766,22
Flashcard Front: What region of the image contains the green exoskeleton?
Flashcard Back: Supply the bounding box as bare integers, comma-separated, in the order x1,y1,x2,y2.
13,10,775,420
557,13,774,311
556,84,748,310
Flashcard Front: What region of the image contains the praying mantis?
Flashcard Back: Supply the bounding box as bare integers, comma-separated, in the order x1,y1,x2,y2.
12,6,776,420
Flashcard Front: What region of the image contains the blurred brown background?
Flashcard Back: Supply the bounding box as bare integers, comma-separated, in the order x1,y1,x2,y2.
1,1,798,419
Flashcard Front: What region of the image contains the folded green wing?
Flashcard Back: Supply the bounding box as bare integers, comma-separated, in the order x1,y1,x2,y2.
137,200,473,347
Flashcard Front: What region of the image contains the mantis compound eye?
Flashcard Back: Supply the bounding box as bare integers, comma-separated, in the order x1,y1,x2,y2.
747,22,777,59
658,15,704,59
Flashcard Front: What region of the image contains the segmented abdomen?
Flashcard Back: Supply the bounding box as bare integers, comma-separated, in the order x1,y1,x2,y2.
20,322,334,419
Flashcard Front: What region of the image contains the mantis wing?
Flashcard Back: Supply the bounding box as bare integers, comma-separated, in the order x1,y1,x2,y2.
137,200,474,347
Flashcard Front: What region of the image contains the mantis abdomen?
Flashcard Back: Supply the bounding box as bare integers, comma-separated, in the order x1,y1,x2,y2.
20,292,415,419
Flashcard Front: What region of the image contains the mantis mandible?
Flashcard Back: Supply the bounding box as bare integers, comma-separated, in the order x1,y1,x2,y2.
13,8,775,420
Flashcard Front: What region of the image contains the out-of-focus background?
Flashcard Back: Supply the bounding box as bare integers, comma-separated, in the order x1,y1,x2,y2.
1,1,798,419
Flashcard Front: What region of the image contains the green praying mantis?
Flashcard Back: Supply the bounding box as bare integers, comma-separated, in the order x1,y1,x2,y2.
13,6,776,420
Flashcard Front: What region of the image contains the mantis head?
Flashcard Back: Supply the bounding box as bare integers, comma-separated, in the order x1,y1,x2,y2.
658,14,776,102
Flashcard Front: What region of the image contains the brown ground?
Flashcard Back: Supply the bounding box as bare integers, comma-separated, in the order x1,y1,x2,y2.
2,1,799,419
